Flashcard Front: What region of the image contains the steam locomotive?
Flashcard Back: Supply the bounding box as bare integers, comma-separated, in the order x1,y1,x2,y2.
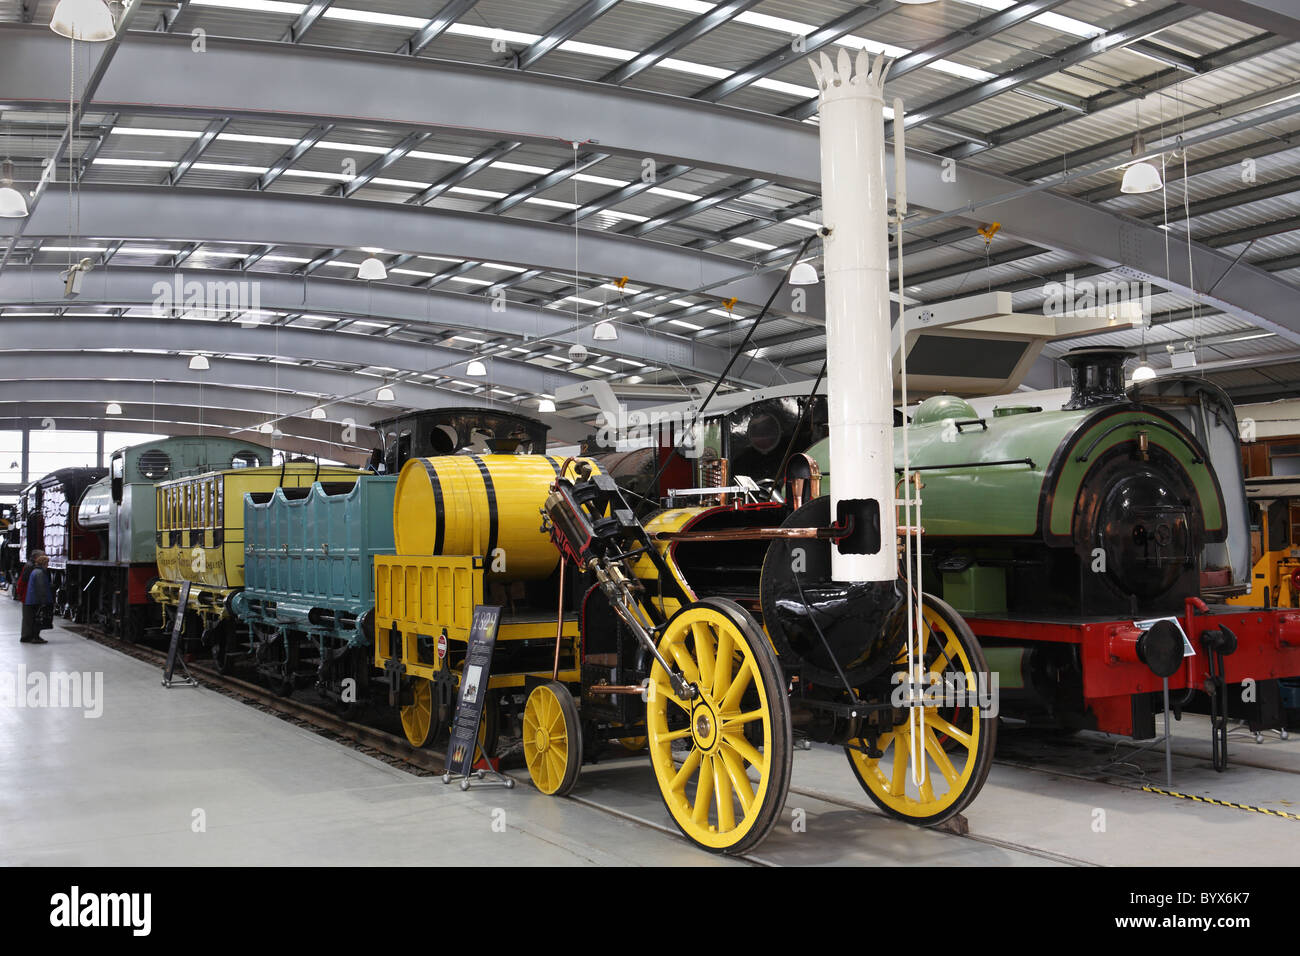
67,437,275,637
18,466,106,602
805,346,1300,750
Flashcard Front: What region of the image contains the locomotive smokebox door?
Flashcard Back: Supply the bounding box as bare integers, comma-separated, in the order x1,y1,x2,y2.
835,498,881,555
760,496,905,686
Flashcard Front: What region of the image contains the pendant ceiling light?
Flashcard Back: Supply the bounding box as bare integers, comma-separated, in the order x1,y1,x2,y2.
537,398,556,413
0,160,28,219
259,422,274,434
1132,352,1157,383
358,256,387,281
466,359,487,377
593,319,618,341
310,406,327,420
50,0,117,41
567,343,588,364
188,354,209,371
789,261,820,285
105,402,122,415
376,385,395,401
1120,126,1163,195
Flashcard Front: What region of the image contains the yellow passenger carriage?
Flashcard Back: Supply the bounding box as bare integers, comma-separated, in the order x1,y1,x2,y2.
150,461,365,670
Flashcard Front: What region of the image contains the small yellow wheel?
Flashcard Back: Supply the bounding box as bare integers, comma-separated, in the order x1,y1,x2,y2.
619,736,648,752
845,594,996,826
647,598,792,855
400,677,443,748
523,681,583,796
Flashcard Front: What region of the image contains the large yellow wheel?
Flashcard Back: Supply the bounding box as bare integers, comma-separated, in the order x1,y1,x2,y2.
845,594,996,826
400,676,443,748
523,682,583,796
647,598,792,855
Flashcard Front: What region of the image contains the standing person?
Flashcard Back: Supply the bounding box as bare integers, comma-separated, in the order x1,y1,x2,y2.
20,553,52,645
13,554,33,603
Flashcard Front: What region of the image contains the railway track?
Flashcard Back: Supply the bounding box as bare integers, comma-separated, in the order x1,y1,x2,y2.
74,624,448,776
75,620,1102,866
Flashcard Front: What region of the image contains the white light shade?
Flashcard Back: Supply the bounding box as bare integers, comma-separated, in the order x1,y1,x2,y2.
1132,363,1157,382
376,386,395,401
105,402,122,415
567,343,588,364
789,261,820,285
50,0,117,40
310,406,327,420
466,360,487,377
537,398,556,413
357,256,387,281
593,320,618,341
1121,160,1163,194
272,428,283,440
259,422,274,434
0,186,28,219
188,354,209,370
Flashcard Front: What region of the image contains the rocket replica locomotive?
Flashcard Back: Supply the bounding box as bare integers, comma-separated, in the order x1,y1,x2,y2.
527,51,997,853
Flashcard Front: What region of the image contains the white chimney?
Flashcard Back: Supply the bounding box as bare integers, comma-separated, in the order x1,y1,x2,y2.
810,50,897,584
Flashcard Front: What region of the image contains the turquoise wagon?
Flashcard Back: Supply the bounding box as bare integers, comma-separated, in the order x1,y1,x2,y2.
233,475,397,703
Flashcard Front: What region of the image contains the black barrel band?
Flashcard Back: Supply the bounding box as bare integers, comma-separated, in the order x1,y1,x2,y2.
546,456,563,478
419,458,445,555
471,456,498,560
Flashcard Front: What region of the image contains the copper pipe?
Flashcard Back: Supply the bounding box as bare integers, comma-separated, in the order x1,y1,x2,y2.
552,557,566,681
651,526,848,542
588,685,644,695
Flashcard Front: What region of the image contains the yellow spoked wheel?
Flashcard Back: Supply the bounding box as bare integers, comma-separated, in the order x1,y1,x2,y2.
523,681,583,796
647,597,792,855
400,677,443,749
845,594,996,827
619,736,648,752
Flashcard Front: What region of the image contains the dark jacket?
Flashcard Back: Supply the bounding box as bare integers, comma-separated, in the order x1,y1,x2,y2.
24,566,52,606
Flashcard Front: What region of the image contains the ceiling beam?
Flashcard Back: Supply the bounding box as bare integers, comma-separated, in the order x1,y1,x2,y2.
0,266,781,389
395,0,481,56
1,28,1294,341
0,314,581,397
515,0,622,71
0,184,816,322
1178,0,1300,42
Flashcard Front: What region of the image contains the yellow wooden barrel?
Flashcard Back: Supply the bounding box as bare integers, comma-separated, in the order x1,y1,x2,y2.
392,455,595,579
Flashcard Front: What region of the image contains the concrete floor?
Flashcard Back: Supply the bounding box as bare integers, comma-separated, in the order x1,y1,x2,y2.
3,598,1298,866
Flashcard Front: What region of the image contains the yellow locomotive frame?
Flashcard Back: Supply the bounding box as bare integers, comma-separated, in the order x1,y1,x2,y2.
373,553,582,748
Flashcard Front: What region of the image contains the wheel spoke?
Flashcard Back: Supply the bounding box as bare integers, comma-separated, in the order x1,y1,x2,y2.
713,629,734,699
890,725,909,795
670,747,702,792
655,672,692,713
922,726,959,785
918,771,936,804
692,756,715,825
658,727,692,743
713,755,735,832
717,745,755,814
720,708,764,730
721,729,762,768
925,711,973,750
692,622,715,691
668,642,702,684
720,659,753,712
